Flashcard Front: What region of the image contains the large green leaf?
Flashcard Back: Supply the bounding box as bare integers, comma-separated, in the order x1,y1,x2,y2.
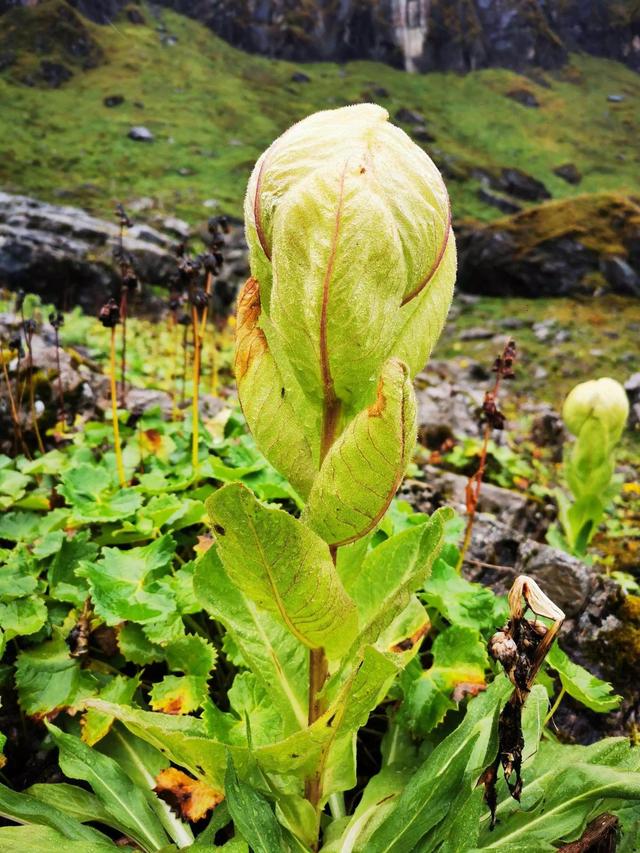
367,675,513,852
57,464,142,522
26,783,121,831
194,545,308,730
224,758,284,853
320,646,400,802
15,635,96,716
0,781,115,846
399,625,490,735
85,699,333,792
47,530,97,606
346,508,450,654
80,534,176,625
206,483,357,658
303,359,417,548
47,724,168,853
422,554,500,630
321,767,408,853
98,726,194,850
0,826,120,852
477,738,640,848
546,645,621,713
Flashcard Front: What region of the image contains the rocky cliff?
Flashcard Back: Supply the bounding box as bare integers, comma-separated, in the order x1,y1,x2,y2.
2,0,639,73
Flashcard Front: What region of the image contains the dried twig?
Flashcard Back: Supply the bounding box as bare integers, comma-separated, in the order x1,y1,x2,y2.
456,339,516,572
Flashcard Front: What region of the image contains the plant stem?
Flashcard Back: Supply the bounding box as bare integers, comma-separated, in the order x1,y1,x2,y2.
544,686,566,727
0,342,29,457
53,327,66,422
110,326,126,487
456,422,490,572
119,289,128,406
23,322,45,454
191,305,201,473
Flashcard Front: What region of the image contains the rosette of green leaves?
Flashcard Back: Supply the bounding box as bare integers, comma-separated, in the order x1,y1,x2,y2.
550,377,629,556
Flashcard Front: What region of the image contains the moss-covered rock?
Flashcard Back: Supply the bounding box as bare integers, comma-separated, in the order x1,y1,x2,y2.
457,193,640,297
0,0,104,87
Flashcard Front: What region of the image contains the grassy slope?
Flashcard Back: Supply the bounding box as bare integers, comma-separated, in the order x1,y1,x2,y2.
0,1,639,225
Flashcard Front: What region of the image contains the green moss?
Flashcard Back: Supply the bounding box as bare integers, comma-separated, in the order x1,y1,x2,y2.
486,192,640,255
0,0,104,84
0,3,638,223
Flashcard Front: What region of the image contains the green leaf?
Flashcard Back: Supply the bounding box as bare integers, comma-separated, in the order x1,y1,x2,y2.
82,675,140,746
322,646,400,801
0,826,120,852
26,782,120,829
367,675,513,852
165,635,218,677
346,509,450,653
47,724,168,853
0,596,47,646
0,511,43,543
478,738,640,848
194,546,308,730
81,534,176,625
149,675,208,715
422,556,499,629
224,757,284,853
206,483,357,658
15,635,95,716
58,464,142,522
118,623,166,665
98,726,194,850
399,625,490,735
0,781,114,845
48,530,97,606
303,359,417,548
546,645,621,712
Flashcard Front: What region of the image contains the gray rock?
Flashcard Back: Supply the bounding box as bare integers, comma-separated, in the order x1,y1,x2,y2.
601,256,640,297
607,94,625,102
553,162,582,184
477,188,522,215
104,94,124,107
625,372,640,427
291,71,311,83
395,107,425,124
465,514,595,617
128,126,154,142
0,191,174,312
499,167,551,201
459,326,496,341
506,88,539,107
415,379,482,447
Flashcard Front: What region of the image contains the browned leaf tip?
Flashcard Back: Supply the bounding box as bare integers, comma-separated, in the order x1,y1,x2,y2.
154,767,224,823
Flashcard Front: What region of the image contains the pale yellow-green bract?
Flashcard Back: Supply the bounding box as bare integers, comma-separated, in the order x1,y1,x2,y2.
239,102,456,519
563,377,630,446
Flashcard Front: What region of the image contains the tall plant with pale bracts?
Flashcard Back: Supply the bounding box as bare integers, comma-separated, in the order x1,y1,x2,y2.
81,108,640,853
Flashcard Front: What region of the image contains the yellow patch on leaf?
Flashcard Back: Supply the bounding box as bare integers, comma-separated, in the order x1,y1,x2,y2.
154,768,224,822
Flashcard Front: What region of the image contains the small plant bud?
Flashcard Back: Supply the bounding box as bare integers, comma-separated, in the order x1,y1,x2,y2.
9,335,24,357
488,630,518,669
14,289,25,312
98,298,120,328
49,311,64,330
563,377,629,445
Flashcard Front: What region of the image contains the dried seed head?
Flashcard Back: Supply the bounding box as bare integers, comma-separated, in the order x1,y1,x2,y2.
49,311,64,330
98,298,120,328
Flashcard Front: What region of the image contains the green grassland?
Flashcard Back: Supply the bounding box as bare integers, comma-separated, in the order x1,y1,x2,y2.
0,0,639,224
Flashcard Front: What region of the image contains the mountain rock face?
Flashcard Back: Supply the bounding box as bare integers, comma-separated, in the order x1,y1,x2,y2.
2,0,638,73
152,0,640,73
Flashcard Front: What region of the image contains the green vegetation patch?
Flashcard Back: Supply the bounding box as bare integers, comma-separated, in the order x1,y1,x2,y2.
0,2,639,222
